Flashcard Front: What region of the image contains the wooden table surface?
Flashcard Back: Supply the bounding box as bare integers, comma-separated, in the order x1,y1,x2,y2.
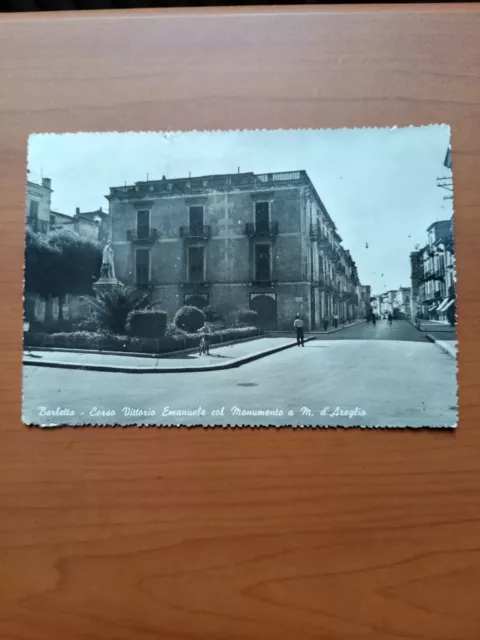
0,4,479,639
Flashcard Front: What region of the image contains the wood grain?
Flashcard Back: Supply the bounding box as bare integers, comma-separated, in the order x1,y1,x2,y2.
0,5,479,639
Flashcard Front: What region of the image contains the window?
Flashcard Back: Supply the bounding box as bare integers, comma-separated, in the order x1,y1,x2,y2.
28,200,39,231
135,249,150,285
188,246,204,283
189,206,204,235
254,202,269,233
39,220,49,234
136,210,150,240
255,244,271,281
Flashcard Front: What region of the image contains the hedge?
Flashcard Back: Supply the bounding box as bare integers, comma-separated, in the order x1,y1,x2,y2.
24,326,261,355
126,309,168,339
237,309,258,326
174,305,206,333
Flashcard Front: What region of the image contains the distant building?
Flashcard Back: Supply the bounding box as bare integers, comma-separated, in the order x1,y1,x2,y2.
357,284,372,318
107,170,366,330
51,207,109,244
397,286,411,317
411,218,455,322
26,176,52,234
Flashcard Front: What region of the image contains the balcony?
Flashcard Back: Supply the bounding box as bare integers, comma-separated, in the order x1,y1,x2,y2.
245,222,278,237
127,229,158,244
422,268,445,282
181,278,211,289
249,278,275,287
180,225,211,240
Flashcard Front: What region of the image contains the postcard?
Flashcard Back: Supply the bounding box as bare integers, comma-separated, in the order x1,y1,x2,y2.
22,126,457,427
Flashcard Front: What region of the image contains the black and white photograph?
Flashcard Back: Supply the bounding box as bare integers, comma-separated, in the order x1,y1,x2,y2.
22,126,457,428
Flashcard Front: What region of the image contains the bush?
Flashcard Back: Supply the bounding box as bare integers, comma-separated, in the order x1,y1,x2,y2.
24,326,261,355
237,309,258,326
203,306,223,323
28,319,75,334
74,315,100,332
88,286,151,335
126,309,168,339
174,305,206,333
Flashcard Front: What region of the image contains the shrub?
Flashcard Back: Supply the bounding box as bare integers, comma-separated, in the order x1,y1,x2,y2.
24,326,261,355
126,309,168,339
174,305,206,333
203,306,223,323
74,315,100,332
237,309,258,326
88,286,151,335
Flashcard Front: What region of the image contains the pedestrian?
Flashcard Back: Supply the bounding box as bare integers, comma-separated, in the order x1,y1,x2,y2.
372,312,376,326
293,313,305,347
198,325,210,356
333,312,339,329
323,314,329,332
387,311,393,326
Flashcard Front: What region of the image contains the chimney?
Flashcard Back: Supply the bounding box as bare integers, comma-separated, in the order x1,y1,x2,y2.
162,175,166,181
75,207,80,217
237,167,240,174
42,177,51,190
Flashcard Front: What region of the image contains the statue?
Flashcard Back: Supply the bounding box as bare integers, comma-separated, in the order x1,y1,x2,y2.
101,242,116,280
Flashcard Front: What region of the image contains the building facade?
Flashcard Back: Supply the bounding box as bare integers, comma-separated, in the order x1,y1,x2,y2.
411,218,455,322
50,207,109,243
26,176,52,234
107,170,364,330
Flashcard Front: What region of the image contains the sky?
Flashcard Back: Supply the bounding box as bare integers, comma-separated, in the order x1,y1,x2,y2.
28,126,453,293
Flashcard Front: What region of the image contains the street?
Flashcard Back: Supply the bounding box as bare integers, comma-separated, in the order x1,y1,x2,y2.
313,318,456,342
23,322,457,428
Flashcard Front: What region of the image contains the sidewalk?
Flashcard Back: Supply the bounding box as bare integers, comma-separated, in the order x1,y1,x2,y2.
23,335,316,374
425,334,458,360
409,318,456,336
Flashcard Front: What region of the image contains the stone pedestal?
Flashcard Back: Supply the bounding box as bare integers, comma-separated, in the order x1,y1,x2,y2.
93,266,120,297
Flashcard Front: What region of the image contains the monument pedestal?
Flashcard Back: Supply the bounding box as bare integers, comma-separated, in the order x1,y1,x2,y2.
93,264,121,297
93,277,120,297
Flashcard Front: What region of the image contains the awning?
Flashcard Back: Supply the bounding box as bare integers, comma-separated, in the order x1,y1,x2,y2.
442,299,455,312
428,304,437,311
436,297,450,313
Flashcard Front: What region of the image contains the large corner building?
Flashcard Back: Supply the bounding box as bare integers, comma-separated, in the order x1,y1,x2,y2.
107,170,364,330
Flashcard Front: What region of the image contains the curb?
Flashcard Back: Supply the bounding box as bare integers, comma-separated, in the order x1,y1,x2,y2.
425,334,457,359
24,332,268,360
23,336,316,374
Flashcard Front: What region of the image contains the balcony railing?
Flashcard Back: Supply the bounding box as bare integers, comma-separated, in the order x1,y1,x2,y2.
423,268,445,282
127,229,158,244
245,222,279,237
250,278,275,287
181,278,210,288
180,225,211,239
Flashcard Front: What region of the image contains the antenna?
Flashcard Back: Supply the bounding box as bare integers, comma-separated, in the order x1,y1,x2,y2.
147,174,149,181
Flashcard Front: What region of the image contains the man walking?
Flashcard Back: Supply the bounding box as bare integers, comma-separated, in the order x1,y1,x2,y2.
294,313,305,347
333,311,339,329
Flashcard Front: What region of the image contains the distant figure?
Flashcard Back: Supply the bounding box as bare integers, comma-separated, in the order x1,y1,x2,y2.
333,312,339,329
387,312,393,326
372,313,377,326
199,325,210,356
323,314,329,332
293,314,305,347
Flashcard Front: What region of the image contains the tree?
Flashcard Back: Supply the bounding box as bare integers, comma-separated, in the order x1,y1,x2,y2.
88,286,151,335
24,229,102,322
48,230,102,320
24,228,62,322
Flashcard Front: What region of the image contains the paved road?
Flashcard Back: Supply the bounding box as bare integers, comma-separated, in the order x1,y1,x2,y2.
23,335,458,429
313,319,456,342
